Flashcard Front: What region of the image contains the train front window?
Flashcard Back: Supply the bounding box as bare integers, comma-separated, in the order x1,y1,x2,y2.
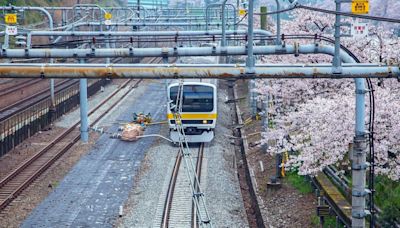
169,85,214,112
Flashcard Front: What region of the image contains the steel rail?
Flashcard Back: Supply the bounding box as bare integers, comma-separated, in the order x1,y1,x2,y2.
0,79,76,120
161,149,183,228
161,143,205,228
0,79,40,98
0,56,160,211
0,78,141,211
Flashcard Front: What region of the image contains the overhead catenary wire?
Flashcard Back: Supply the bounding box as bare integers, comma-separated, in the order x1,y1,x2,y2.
253,5,297,15
171,81,213,227
297,5,400,24
235,13,247,25
252,3,400,24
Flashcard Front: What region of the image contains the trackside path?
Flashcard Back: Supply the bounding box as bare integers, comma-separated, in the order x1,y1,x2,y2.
22,82,165,227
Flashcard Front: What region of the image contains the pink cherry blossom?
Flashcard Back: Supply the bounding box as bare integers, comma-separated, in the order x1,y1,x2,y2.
256,0,400,180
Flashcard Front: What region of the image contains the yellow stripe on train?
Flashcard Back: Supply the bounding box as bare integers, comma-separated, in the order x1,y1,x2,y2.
167,113,218,120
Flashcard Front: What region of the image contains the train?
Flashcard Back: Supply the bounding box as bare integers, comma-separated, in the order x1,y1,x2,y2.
167,81,217,143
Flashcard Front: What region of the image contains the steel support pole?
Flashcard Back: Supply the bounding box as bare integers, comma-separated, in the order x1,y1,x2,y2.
163,56,169,96
50,40,55,111
106,26,111,64
50,80,55,109
5,6,57,116
352,78,367,228
261,93,268,152
246,4,254,71
274,0,281,45
221,0,229,47
246,0,256,118
259,6,268,47
3,33,9,49
260,6,267,31
333,0,342,73
79,59,89,143
260,5,268,152
330,0,368,226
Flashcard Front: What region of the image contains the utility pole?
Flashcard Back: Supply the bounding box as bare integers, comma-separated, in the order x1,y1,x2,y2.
260,6,268,152
331,1,369,227
274,0,281,45
333,0,343,73
79,59,89,143
246,0,257,119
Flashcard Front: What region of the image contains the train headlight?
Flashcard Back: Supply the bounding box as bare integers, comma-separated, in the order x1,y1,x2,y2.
203,120,208,124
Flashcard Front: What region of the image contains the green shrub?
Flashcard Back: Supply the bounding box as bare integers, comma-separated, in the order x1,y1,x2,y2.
375,176,400,227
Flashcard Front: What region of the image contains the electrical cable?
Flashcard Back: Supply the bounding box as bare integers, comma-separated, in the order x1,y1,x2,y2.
254,5,298,15
235,13,247,25
297,5,400,24
250,3,400,23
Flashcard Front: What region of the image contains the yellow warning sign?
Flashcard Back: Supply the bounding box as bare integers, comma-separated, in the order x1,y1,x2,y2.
5,14,17,24
239,9,246,16
351,0,369,14
104,12,112,20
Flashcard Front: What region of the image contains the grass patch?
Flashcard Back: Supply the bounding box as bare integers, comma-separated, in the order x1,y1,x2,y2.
51,180,59,188
285,171,313,194
311,215,341,228
374,175,400,227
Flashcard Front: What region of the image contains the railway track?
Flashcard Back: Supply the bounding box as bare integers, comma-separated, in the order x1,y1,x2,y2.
0,56,161,212
0,79,35,92
0,78,141,212
0,78,108,157
158,143,207,228
0,79,40,98
193,143,205,228
0,79,74,111
0,78,42,110
0,79,77,121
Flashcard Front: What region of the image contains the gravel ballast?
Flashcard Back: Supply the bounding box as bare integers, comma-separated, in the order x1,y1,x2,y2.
21,81,167,227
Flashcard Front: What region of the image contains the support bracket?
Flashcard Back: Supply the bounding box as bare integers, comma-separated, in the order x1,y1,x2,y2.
294,42,299,57
352,189,371,197
352,210,371,219
352,162,370,170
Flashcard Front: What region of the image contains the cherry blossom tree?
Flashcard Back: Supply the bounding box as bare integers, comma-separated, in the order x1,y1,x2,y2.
255,1,400,180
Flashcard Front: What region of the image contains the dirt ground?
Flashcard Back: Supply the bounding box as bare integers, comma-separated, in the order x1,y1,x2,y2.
236,80,317,228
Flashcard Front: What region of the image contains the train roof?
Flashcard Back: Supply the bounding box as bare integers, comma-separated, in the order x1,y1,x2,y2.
167,82,216,89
